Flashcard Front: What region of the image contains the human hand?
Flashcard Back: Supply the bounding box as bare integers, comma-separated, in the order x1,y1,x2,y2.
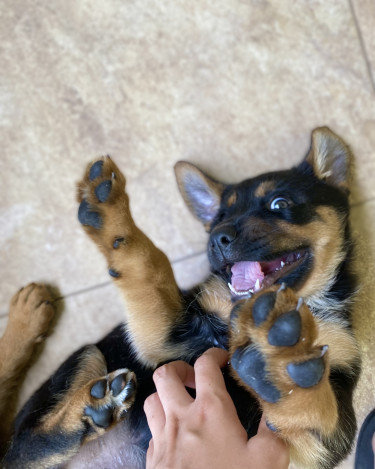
144,348,290,469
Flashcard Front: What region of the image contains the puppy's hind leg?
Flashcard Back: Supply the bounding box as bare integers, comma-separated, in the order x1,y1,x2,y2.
3,345,137,469
0,283,55,451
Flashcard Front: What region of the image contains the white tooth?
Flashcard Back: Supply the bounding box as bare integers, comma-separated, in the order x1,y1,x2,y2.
280,261,285,268
228,283,252,297
254,279,261,291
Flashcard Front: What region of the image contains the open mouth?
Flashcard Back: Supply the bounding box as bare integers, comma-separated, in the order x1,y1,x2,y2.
227,250,309,298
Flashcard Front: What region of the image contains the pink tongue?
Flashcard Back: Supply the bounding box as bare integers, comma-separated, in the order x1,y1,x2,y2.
231,262,264,291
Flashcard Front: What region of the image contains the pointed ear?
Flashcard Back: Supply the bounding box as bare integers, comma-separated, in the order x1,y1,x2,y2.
174,161,224,228
305,127,353,191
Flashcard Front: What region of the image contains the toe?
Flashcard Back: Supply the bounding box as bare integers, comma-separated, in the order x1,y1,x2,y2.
90,379,107,399
268,310,301,346
232,346,281,403
89,160,104,181
286,356,325,388
84,405,113,428
78,200,102,229
95,180,112,203
252,292,277,326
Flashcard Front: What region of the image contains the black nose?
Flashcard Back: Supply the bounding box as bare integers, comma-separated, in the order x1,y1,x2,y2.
211,226,237,253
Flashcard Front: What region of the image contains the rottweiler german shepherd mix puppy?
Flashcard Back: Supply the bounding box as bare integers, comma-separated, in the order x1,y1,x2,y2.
0,128,360,468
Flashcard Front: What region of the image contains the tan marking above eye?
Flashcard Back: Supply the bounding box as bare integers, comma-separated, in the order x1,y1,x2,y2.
255,180,276,198
227,192,237,207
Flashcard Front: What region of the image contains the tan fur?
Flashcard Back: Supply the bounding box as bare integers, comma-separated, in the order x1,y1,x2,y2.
196,276,233,321
316,319,360,371
254,180,276,198
0,284,55,451
226,191,237,207
40,346,108,433
276,206,346,300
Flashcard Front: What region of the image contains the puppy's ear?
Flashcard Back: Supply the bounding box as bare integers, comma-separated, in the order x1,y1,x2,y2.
174,161,224,228
305,127,353,191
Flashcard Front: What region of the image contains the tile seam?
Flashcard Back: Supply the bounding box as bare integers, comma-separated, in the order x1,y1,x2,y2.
0,250,208,318
348,0,375,94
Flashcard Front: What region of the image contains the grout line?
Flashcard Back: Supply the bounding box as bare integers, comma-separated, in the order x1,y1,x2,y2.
172,250,206,264
348,0,375,94
0,250,208,319
52,281,113,303
351,197,375,208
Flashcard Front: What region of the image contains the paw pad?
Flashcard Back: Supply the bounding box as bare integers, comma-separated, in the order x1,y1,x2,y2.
287,356,325,388
84,406,113,428
252,291,276,326
231,347,281,403
78,200,102,229
113,237,125,249
89,160,104,181
268,310,301,347
95,180,112,203
90,379,107,399
110,373,128,397
108,268,120,278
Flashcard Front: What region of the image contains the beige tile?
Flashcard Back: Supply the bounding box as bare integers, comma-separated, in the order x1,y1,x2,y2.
351,0,375,88
0,315,7,338
1,1,375,327
172,251,210,290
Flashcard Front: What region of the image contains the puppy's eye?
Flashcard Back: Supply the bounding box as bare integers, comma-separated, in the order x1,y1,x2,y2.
269,197,291,210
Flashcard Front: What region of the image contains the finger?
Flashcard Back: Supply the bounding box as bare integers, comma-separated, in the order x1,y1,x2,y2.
194,348,229,396
144,392,166,437
247,415,290,468
153,361,195,410
146,438,154,466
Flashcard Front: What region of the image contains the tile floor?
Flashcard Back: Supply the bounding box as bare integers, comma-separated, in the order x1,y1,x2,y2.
0,1,374,467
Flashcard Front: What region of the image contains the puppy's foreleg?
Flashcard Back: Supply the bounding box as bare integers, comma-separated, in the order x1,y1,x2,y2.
77,157,183,366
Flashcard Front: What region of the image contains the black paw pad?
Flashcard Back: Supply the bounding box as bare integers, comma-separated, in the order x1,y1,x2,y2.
109,268,120,278
252,292,276,326
266,420,278,432
95,180,112,203
268,310,301,346
84,405,113,428
231,347,281,403
78,200,102,229
90,379,107,399
113,237,125,249
287,357,325,388
89,161,104,181
110,374,127,397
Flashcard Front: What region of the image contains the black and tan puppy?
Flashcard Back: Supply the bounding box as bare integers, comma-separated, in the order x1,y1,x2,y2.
1,127,360,469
